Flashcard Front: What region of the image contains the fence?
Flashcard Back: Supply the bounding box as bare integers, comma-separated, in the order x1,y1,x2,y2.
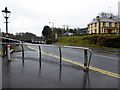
0,37,92,71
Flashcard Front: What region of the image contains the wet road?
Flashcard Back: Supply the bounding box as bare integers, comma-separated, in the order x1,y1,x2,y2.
28,44,119,75
2,44,119,88
0,57,2,90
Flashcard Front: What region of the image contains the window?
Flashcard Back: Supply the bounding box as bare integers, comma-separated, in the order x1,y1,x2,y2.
109,22,112,27
103,22,106,27
91,30,93,33
115,22,118,27
95,23,97,27
102,29,106,33
95,29,97,33
91,24,93,28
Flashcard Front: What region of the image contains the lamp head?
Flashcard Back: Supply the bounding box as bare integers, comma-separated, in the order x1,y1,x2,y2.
2,7,11,18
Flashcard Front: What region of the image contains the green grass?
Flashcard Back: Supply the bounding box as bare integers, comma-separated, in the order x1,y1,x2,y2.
11,45,20,52
55,34,120,50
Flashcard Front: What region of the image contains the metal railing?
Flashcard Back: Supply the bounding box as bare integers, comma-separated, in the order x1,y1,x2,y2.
0,37,22,60
0,37,92,71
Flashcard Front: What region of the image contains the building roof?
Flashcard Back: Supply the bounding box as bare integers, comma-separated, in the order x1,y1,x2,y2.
32,37,43,41
100,18,117,22
75,28,88,34
88,17,118,25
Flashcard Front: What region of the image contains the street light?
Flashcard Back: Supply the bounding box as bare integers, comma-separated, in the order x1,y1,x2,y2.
2,7,11,58
49,22,54,31
2,7,11,37
49,22,58,42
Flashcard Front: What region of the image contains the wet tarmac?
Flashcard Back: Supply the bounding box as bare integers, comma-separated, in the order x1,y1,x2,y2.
2,53,118,89
0,57,2,90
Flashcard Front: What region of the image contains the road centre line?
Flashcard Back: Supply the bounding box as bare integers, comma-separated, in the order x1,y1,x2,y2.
27,45,120,79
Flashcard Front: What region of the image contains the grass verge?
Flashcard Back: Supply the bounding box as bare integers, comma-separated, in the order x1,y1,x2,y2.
54,34,120,50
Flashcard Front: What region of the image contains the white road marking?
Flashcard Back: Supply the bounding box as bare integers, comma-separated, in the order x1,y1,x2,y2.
94,54,119,60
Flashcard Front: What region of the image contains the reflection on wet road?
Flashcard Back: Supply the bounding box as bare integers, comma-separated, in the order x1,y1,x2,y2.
2,44,119,88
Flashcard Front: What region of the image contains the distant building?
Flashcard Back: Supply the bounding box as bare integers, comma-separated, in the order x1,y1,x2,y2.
88,16,120,34
32,37,44,44
75,28,88,34
63,32,73,36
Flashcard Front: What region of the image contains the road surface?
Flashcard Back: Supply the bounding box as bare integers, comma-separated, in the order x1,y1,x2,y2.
2,44,120,89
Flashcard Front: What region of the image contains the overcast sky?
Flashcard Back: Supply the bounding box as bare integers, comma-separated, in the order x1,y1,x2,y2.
0,0,119,36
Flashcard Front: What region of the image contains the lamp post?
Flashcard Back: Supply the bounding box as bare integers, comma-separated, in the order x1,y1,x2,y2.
49,22,54,31
2,7,11,37
2,7,11,58
49,22,58,42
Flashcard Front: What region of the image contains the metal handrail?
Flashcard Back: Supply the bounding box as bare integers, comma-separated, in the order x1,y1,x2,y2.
24,44,92,71
58,45,92,71
0,37,22,43
0,37,92,71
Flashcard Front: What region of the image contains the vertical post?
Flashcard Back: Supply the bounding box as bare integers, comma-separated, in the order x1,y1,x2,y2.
84,49,88,71
59,47,62,66
59,63,62,83
39,46,41,68
21,44,24,63
82,71,90,88
7,44,10,61
59,46,62,83
2,44,6,57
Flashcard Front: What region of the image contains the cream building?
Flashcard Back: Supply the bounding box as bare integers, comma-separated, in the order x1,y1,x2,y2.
88,16,120,34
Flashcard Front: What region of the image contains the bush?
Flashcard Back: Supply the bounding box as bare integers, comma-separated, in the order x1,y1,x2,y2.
83,34,120,48
56,34,120,48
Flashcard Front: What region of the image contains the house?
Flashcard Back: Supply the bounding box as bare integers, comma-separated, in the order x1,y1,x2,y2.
88,16,120,34
75,28,88,34
63,32,73,36
32,37,44,44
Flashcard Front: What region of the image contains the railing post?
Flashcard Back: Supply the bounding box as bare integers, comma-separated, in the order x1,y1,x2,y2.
39,46,41,68
21,44,24,63
84,49,88,71
59,46,62,66
7,44,10,61
2,44,6,57
87,50,92,70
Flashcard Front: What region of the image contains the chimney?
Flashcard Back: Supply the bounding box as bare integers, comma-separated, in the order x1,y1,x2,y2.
96,16,100,21
109,16,113,19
